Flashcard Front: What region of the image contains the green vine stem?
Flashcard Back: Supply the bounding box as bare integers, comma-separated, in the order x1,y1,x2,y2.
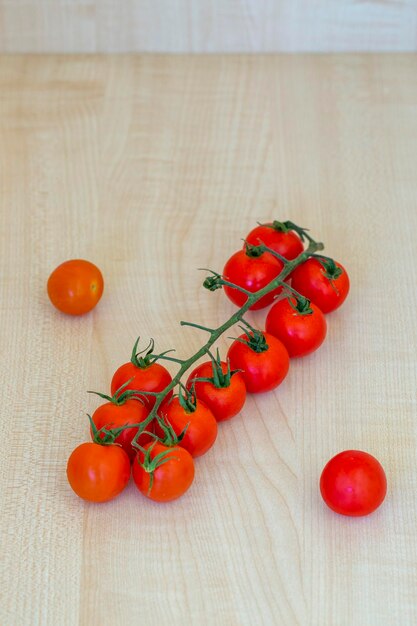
122,223,324,449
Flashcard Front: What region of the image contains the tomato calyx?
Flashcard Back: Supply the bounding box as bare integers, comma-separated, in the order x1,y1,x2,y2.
282,221,324,250
243,241,266,258
88,414,128,446
135,439,181,495
155,416,188,447
156,394,190,444
130,337,167,369
271,220,289,233
201,267,255,298
315,256,343,281
278,282,314,316
177,382,198,414
242,237,291,266
257,220,289,234
258,219,311,241
202,269,224,292
257,218,324,253
189,349,241,389
231,319,269,353
288,294,314,316
87,379,147,406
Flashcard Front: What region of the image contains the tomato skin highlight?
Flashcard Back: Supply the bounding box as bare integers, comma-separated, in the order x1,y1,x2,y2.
320,450,387,517
186,361,246,422
157,397,218,458
132,442,195,502
91,399,153,461
111,362,173,409
47,259,104,315
265,297,327,358
290,258,350,314
227,332,289,393
245,224,304,260
223,250,283,310
67,442,131,503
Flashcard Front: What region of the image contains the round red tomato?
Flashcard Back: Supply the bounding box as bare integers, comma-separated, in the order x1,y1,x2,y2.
67,442,130,503
290,257,350,314
47,259,104,315
91,398,153,461
227,331,289,393
111,340,173,409
132,442,195,502
245,222,304,260
320,450,387,516
186,360,246,422
156,396,218,458
265,296,327,357
111,362,172,409
223,248,283,310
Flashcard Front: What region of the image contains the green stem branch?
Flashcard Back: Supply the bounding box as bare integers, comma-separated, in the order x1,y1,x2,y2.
130,231,324,448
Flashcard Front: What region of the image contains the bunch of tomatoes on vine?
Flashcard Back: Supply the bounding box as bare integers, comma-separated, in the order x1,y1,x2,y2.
48,220,387,517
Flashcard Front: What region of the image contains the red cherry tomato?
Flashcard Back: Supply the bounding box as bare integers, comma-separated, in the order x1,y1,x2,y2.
223,248,283,310
227,331,289,393
156,396,218,458
91,398,152,461
186,360,246,422
290,257,350,314
111,339,173,409
265,296,327,358
47,259,104,315
320,450,387,516
132,442,195,502
245,222,304,260
67,442,130,503
111,362,172,409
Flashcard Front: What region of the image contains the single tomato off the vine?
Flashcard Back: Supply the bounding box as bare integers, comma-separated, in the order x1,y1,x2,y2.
245,221,304,260
265,296,327,358
227,330,289,393
223,247,283,310
290,257,349,314
67,442,131,503
320,450,387,516
186,359,246,422
157,396,218,458
47,259,104,315
132,442,195,502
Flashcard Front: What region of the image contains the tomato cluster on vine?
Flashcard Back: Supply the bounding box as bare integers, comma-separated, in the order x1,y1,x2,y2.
64,219,362,509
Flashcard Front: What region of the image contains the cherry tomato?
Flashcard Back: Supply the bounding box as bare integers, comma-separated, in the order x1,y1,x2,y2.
91,398,153,461
132,442,195,502
47,259,104,315
265,296,327,358
245,221,304,260
111,362,172,409
186,360,246,422
290,257,350,314
67,442,130,503
111,339,173,409
223,247,283,310
320,450,387,516
227,330,289,393
156,397,218,458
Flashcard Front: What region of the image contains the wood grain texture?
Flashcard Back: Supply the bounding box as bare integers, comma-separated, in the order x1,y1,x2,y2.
0,1,417,53
1,54,417,626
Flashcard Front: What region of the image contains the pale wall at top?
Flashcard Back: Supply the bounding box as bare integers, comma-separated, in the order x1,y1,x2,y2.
0,0,416,53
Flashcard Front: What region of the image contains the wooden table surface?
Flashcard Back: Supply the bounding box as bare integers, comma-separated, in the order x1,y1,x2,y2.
1,55,416,626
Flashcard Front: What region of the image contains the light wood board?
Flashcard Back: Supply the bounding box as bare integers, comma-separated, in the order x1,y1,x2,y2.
0,1,417,53
0,55,416,626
